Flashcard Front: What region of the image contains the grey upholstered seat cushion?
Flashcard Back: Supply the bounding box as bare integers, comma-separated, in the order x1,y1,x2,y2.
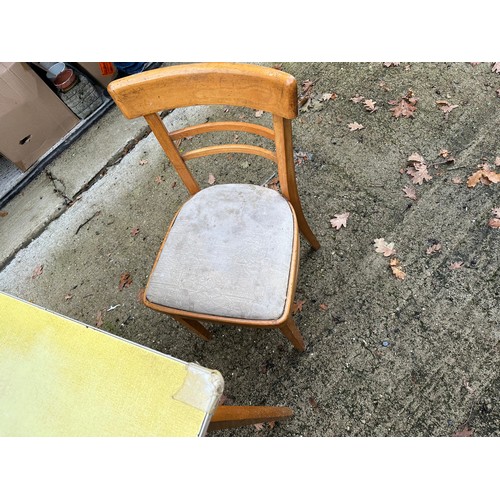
145,183,295,321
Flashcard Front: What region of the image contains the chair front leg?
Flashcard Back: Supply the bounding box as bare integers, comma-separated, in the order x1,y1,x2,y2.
171,314,212,341
278,316,305,351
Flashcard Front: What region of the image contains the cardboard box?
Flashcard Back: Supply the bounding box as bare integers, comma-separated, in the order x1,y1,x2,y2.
0,62,80,172
77,62,118,89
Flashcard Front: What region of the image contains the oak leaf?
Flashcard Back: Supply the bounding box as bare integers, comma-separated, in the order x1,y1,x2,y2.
292,299,305,314
32,264,44,279
254,110,264,118
407,164,432,185
118,272,133,290
96,310,104,328
330,212,350,230
452,177,462,184
407,152,425,164
436,100,458,118
350,94,364,103
130,226,140,237
453,427,474,437
0,210,7,217
363,99,378,112
154,175,164,184
402,185,417,200
449,261,464,270
319,303,329,311
208,173,216,185
64,293,73,301
301,79,314,94
492,63,500,73
389,93,417,118
391,266,406,280
488,218,500,228
495,157,500,167
374,238,396,257
321,92,337,101
467,165,500,187
348,122,364,131
426,243,442,255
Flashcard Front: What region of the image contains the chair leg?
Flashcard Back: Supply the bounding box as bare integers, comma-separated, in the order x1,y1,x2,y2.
207,405,294,432
171,314,212,341
278,316,306,352
297,214,321,250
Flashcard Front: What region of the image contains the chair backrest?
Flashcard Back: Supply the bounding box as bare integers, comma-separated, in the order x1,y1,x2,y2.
108,63,319,248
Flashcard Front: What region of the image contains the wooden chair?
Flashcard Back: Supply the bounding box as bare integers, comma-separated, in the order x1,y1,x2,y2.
107,63,320,352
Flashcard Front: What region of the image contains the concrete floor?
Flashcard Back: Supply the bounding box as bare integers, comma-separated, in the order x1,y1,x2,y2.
0,62,499,438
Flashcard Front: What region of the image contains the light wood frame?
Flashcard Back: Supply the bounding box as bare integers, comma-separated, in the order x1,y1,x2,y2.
108,63,320,351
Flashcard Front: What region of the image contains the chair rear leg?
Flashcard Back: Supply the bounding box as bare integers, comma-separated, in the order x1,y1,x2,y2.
278,316,305,351
171,314,212,341
207,405,293,432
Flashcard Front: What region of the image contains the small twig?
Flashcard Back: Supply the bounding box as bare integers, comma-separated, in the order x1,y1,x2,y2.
75,211,101,234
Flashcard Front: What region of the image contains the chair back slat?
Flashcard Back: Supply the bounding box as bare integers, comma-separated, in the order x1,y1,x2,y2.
182,144,277,163
169,122,275,141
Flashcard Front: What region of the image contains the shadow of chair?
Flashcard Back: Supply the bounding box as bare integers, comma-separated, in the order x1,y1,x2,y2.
108,63,320,352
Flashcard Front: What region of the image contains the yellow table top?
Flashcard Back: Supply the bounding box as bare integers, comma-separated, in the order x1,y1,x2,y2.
0,292,223,436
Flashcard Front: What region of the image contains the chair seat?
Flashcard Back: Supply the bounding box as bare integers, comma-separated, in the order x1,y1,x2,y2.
145,184,296,321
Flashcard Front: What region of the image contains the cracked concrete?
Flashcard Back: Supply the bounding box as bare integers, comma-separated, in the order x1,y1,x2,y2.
0,106,150,268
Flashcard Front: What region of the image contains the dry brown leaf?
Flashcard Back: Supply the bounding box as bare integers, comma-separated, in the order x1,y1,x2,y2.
492,63,500,73
321,92,337,101
363,99,378,112
330,212,349,230
118,272,133,290
426,243,442,255
96,310,104,328
449,261,464,270
292,299,305,314
488,218,500,228
64,293,73,301
439,149,451,158
319,303,329,311
130,226,140,237
154,175,164,184
402,185,417,200
348,122,364,131
407,164,432,185
350,94,365,103
374,238,396,257
253,422,265,431
301,79,314,94
389,93,417,118
391,266,406,280
408,152,425,164
453,427,474,437
32,264,44,279
492,207,500,218
139,159,148,166
436,100,458,118
208,173,216,185
0,211,8,217
254,110,264,118
452,177,462,184
467,166,500,187
389,258,400,267
383,62,400,67
495,157,500,167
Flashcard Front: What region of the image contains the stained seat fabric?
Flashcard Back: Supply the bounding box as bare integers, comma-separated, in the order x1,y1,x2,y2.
145,184,295,321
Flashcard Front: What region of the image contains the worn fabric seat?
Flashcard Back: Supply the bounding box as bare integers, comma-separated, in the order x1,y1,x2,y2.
145,184,295,321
